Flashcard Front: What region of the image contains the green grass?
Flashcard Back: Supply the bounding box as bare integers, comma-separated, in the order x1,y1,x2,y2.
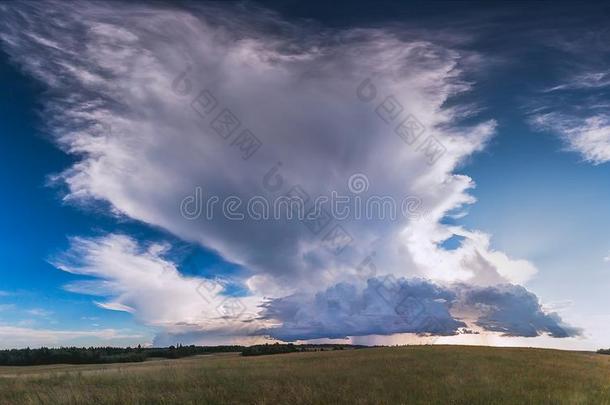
1,345,609,404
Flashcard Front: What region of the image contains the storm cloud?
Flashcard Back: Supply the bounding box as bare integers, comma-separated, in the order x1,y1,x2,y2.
260,278,581,341
0,1,580,344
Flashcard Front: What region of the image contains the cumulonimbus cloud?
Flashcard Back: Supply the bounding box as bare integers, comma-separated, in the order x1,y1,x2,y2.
51,234,580,342
0,1,579,342
461,284,582,338
260,277,580,341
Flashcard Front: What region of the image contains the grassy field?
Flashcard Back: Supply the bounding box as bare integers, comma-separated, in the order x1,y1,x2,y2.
0,345,609,404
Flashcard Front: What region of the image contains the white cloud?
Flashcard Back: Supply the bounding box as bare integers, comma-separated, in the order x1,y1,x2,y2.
528,31,610,164
0,326,145,349
261,279,580,341
544,71,610,92
52,234,574,343
25,309,54,317
52,234,271,338
531,113,610,165
0,1,550,342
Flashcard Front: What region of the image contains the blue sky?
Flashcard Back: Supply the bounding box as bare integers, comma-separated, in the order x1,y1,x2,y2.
0,1,609,349
0,55,151,345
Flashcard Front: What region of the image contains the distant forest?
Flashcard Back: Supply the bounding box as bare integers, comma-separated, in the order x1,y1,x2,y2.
0,343,365,366
241,343,365,356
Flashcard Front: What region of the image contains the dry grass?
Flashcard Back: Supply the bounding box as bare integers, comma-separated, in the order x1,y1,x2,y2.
1,345,609,404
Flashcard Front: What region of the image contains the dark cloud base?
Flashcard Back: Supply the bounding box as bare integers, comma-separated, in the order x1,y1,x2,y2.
463,284,581,338
259,277,581,341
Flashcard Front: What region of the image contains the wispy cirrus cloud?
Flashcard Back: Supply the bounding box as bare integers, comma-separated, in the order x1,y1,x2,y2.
527,24,610,164
25,308,54,318
531,113,610,165
544,71,610,92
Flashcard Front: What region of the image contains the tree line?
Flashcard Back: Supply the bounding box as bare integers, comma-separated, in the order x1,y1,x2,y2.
0,344,242,366
241,343,365,356
0,344,366,366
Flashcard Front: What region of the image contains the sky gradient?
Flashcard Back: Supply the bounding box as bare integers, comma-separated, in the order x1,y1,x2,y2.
0,1,609,350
